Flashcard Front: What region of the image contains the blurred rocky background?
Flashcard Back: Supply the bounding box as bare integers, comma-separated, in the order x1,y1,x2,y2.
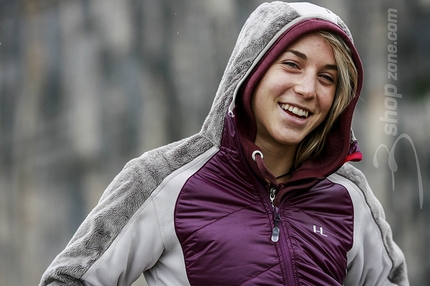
0,0,429,285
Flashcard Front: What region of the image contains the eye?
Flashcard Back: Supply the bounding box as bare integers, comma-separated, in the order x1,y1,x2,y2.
319,73,336,84
282,61,299,69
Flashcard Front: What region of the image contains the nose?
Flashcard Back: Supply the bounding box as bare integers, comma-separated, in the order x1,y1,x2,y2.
293,72,316,99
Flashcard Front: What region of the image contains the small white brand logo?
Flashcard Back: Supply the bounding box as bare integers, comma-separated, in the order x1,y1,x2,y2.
313,225,328,237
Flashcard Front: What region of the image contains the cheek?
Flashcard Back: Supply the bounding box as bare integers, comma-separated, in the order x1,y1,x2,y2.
251,80,276,120
320,90,336,116
250,91,266,131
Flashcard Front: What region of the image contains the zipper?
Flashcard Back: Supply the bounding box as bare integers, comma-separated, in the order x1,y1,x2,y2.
269,186,296,284
269,187,281,242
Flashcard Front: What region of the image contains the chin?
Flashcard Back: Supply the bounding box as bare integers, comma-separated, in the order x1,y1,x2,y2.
277,134,306,145
277,138,303,147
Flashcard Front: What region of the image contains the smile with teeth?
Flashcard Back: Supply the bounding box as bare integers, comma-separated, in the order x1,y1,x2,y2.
280,103,310,118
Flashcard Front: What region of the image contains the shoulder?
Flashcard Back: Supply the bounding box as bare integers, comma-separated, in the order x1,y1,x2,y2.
101,134,215,201
333,162,368,191
329,163,386,223
332,163,391,222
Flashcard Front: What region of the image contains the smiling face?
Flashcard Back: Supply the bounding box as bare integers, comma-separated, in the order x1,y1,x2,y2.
251,32,338,153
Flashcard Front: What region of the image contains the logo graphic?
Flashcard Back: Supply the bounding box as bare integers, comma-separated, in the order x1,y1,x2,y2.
373,134,423,209
313,225,328,237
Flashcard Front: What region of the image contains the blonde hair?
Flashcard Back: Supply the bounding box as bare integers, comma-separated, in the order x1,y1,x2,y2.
294,31,359,169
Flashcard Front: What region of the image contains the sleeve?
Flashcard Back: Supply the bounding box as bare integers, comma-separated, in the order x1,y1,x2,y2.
38,159,165,286
338,164,409,286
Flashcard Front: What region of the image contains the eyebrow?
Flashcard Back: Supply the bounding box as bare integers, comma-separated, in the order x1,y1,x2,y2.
287,49,338,70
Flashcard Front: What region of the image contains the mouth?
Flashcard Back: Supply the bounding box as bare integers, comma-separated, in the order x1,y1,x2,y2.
280,103,310,119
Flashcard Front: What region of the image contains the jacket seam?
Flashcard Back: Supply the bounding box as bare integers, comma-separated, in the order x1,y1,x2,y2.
82,193,157,280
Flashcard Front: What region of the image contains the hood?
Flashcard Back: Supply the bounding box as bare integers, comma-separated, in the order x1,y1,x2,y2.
200,2,363,197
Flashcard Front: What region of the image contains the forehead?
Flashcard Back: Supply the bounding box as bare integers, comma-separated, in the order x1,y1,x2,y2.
286,33,333,55
280,33,335,64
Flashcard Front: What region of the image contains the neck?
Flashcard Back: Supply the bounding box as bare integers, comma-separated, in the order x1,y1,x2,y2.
255,139,297,180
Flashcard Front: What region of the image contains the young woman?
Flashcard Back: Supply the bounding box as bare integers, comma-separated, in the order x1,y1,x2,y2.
40,2,408,285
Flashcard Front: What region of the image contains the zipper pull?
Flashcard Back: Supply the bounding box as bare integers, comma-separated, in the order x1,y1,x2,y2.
271,207,281,242
269,187,276,208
